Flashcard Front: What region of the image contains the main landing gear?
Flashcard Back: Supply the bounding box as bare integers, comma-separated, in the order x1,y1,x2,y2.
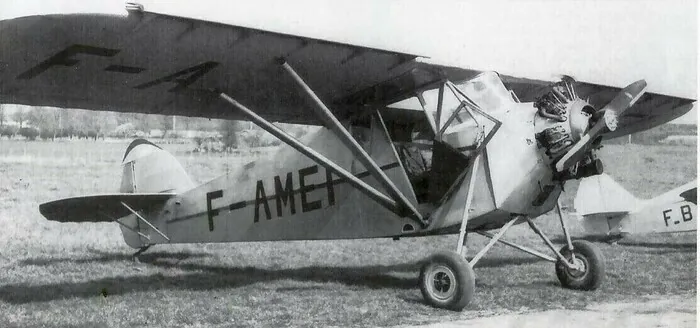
420,251,475,311
419,198,605,311
555,240,605,290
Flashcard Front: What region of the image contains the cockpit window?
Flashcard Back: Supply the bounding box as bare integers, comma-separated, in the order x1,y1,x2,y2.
455,71,513,111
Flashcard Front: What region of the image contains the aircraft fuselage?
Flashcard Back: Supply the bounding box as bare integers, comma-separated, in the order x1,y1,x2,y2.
117,73,599,248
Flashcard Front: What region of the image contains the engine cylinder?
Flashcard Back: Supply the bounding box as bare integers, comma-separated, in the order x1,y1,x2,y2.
533,84,593,163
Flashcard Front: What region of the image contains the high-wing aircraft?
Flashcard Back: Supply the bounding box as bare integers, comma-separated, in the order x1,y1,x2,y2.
1,3,696,311
575,173,697,241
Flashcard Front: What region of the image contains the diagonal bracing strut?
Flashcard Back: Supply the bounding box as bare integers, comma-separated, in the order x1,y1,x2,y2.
120,201,170,242
474,231,557,263
218,93,427,227
279,61,424,224
469,217,518,266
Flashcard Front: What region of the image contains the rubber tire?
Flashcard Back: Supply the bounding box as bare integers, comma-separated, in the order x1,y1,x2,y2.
419,251,475,311
555,240,605,291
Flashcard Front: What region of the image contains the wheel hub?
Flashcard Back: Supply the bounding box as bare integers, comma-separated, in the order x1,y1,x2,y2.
427,265,457,301
566,255,588,278
434,272,452,292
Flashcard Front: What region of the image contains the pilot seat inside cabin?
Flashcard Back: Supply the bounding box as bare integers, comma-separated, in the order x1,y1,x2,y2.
388,72,515,206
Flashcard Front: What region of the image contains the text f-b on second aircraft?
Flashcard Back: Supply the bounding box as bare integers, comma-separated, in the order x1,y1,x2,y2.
1,3,695,311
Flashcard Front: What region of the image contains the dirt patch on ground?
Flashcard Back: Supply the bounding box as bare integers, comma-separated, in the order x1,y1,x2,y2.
406,294,696,328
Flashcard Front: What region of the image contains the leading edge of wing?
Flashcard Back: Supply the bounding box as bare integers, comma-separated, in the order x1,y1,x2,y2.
0,2,127,21
39,193,176,223
139,8,426,60
1,4,424,59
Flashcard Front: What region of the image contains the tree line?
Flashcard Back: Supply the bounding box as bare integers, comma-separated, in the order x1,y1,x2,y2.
0,105,221,141
0,105,317,151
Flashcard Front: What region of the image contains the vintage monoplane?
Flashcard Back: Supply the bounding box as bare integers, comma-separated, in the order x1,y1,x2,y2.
0,3,695,310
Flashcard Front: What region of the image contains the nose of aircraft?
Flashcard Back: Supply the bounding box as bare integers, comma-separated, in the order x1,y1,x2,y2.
553,80,647,173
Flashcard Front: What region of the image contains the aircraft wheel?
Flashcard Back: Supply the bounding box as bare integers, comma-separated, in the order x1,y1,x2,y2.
555,240,605,290
419,251,475,311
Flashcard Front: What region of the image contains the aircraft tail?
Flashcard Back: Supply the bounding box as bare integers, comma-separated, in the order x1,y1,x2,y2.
117,139,194,248
120,139,195,194
574,173,640,235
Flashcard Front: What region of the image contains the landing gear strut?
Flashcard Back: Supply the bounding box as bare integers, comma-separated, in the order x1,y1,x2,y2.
419,195,605,311
526,209,605,291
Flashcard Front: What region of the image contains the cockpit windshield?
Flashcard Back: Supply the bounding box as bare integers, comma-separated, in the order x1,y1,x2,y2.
388,72,511,203
454,71,514,111
436,72,510,137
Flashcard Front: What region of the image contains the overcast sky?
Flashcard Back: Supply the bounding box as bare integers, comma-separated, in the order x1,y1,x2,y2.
1,0,697,122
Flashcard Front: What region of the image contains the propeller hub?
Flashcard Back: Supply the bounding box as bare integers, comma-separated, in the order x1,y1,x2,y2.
603,110,618,132
568,100,595,140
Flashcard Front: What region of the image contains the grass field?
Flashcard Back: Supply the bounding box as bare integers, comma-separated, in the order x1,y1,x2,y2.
0,139,696,327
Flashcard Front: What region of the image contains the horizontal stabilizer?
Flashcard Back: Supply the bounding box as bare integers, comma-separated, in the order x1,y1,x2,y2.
39,193,175,223
574,173,639,217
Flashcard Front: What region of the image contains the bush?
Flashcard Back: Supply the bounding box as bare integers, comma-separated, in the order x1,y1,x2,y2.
0,125,17,139
40,128,56,140
239,129,281,148
18,127,40,140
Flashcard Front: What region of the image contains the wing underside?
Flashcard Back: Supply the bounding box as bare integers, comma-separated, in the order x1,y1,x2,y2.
0,11,435,124
0,10,694,135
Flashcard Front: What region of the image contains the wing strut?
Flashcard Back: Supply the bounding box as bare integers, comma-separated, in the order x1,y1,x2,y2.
279,61,424,224
218,92,427,227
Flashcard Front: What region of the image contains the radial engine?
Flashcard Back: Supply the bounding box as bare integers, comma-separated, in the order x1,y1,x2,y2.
533,79,604,180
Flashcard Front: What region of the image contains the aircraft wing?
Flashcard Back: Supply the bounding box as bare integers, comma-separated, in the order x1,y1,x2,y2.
0,8,693,132
39,193,175,223
0,10,456,125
